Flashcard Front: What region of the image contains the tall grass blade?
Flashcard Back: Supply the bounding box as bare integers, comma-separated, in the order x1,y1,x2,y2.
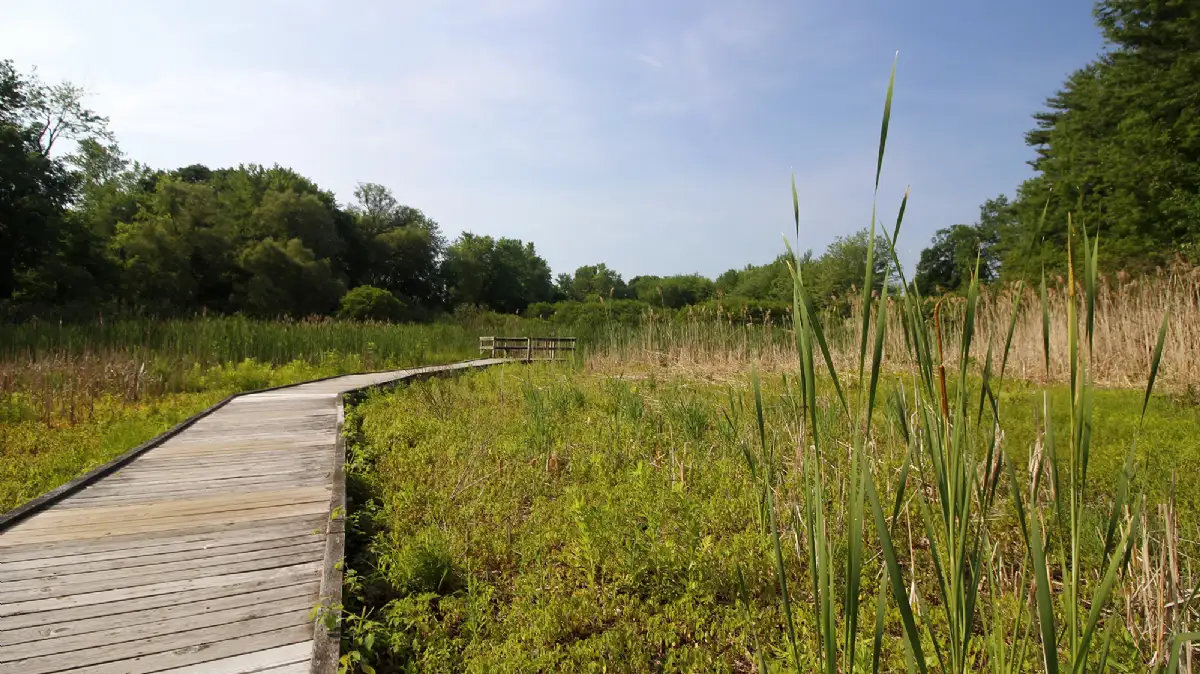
784,235,848,416
1166,633,1200,674
1039,269,1051,377
753,372,801,671
866,468,928,674
1142,311,1169,421
872,580,886,674
997,280,1024,386
1005,449,1059,674
875,53,898,190
865,279,888,430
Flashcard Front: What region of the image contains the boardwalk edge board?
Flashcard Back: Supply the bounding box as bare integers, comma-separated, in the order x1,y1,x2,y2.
310,359,510,674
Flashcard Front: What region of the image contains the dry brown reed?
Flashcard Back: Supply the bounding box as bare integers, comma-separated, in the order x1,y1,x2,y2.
593,267,1200,391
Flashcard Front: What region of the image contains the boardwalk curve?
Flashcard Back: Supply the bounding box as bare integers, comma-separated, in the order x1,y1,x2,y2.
0,359,507,674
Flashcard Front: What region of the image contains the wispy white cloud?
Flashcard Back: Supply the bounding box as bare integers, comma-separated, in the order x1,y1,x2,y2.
627,3,784,120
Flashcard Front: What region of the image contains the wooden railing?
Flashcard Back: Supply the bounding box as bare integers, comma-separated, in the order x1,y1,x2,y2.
479,336,576,361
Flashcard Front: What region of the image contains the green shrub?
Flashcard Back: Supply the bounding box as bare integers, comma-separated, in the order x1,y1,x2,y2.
339,285,407,322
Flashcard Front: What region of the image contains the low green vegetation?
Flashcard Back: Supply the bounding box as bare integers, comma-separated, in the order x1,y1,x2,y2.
334,54,1199,674
339,366,1198,672
1,390,223,512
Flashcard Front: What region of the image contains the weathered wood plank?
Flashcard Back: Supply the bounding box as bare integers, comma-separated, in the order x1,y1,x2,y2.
56,478,330,508
0,583,316,646
0,567,318,630
0,562,322,618
152,643,312,674
88,467,331,491
10,487,330,530
0,502,330,545
123,452,333,470
73,628,314,674
1,540,323,590
1,594,315,661
3,552,321,603
0,514,325,563
0,534,319,579
1,613,313,674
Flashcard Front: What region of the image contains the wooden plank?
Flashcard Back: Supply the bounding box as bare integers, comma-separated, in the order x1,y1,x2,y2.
10,488,331,531
0,534,321,581
0,583,316,646
93,465,331,484
0,566,317,630
130,448,332,466
1,593,315,662
108,448,328,470
152,643,312,674
1,540,324,591
55,479,330,509
0,501,329,545
0,514,325,563
148,440,332,458
0,613,313,674
60,472,330,496
69,627,313,674
2,549,322,603
0,562,322,618
253,663,310,674
111,457,332,476
160,423,333,438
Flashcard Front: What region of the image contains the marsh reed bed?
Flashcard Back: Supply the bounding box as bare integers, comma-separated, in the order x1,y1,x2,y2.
592,267,1200,392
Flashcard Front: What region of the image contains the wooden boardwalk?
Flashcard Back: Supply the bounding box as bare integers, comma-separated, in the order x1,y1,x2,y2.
0,360,506,674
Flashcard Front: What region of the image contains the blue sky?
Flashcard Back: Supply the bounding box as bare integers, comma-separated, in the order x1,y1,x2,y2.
2,0,1105,279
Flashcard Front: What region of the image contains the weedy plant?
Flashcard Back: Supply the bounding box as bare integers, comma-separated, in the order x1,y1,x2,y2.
747,55,1189,673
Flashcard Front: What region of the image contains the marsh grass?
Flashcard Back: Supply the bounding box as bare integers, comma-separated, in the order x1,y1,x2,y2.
750,56,1195,674
591,268,1200,392
337,366,1198,671
334,58,1199,673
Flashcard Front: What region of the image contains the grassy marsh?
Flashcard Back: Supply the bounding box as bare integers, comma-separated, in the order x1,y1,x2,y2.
338,366,1198,672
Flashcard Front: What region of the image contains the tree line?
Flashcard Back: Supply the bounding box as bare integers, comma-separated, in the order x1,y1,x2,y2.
1,60,558,322
912,0,1200,294
0,58,891,324
2,0,1196,323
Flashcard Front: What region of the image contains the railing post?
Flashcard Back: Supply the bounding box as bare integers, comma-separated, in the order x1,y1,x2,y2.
526,337,532,362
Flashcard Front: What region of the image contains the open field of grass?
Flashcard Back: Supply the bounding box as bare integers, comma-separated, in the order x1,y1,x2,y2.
339,365,1199,672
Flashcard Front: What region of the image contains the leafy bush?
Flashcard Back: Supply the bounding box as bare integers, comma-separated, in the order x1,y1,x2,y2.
339,285,407,322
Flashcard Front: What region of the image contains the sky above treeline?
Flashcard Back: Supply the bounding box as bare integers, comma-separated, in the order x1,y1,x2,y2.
2,0,1105,279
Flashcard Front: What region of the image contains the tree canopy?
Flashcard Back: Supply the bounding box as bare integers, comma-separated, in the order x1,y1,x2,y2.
973,0,1200,281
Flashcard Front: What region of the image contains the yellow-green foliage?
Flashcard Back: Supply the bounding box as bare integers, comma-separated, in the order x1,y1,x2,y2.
340,365,1198,672
343,366,782,672
0,391,223,512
